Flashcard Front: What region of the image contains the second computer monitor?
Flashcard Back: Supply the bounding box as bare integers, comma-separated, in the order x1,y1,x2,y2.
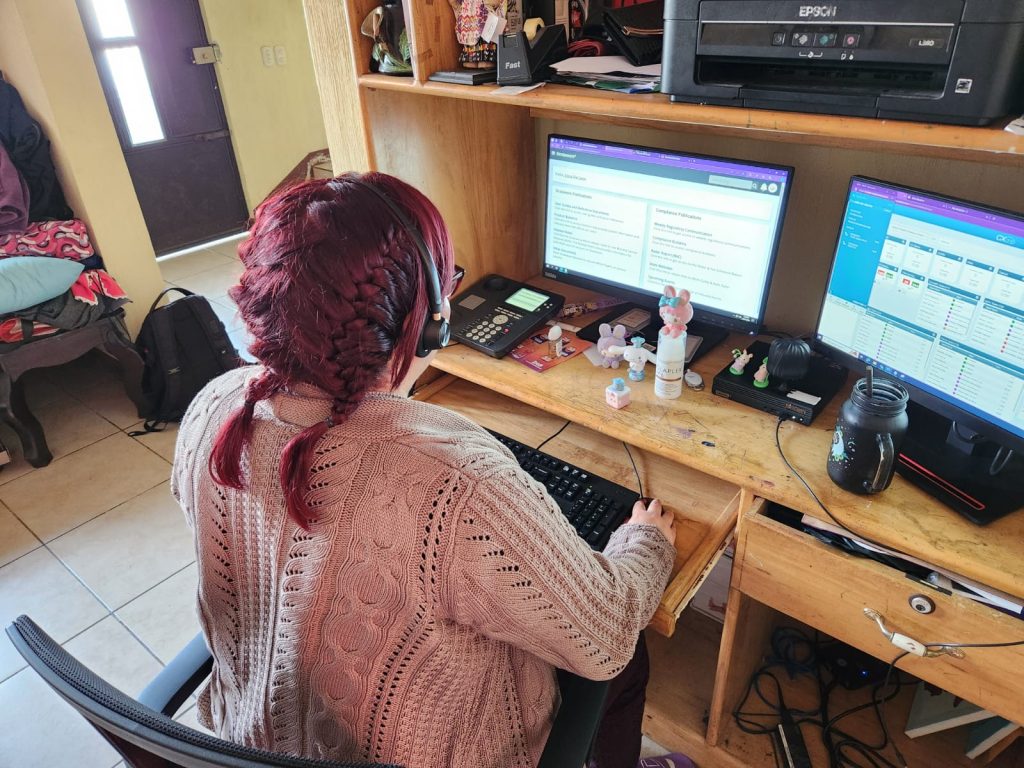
542,134,793,333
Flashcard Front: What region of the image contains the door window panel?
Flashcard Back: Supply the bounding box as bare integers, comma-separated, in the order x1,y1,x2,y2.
88,0,135,39
105,46,165,145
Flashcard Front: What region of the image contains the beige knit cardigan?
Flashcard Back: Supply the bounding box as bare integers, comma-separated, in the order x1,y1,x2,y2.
172,366,675,768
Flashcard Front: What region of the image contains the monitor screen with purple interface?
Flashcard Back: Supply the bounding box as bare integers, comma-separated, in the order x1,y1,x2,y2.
816,178,1024,445
543,135,791,332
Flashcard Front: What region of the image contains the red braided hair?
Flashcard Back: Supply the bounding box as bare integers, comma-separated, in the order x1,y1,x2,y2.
208,173,455,528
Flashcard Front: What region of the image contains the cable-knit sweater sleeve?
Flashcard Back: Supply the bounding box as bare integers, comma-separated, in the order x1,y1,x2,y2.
441,455,676,681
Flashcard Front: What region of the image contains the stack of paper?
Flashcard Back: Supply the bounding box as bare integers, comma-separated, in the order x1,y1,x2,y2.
551,56,661,93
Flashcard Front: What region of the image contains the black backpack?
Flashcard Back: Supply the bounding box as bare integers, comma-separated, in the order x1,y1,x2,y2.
133,287,242,431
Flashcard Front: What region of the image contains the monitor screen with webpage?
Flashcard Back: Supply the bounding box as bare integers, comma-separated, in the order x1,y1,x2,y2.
816,177,1024,451
542,135,792,333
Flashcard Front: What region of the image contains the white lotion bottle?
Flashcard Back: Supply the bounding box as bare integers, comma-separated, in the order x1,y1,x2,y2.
654,332,686,399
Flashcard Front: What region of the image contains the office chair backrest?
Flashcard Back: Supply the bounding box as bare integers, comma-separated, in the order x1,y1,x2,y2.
5,616,400,768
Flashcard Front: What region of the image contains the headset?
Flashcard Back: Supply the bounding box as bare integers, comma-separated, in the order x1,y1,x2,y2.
351,179,450,358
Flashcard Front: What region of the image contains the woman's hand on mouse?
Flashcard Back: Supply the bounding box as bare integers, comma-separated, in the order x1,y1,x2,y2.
625,498,676,546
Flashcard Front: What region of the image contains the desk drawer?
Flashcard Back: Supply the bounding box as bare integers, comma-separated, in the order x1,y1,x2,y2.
735,510,1024,725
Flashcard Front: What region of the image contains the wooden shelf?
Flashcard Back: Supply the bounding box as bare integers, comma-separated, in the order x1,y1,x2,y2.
359,74,1024,166
647,609,1021,768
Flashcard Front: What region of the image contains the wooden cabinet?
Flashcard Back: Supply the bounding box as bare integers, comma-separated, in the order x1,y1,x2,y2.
303,3,1024,764
737,509,1024,726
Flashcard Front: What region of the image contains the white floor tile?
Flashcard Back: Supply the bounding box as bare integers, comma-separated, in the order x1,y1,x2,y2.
0,548,107,682
640,734,669,758
209,296,243,331
0,387,119,487
175,702,214,735
63,615,163,698
158,248,236,283
127,420,179,464
117,564,200,664
0,502,39,568
49,482,194,610
0,433,170,542
174,263,243,303
0,666,121,768
205,235,245,262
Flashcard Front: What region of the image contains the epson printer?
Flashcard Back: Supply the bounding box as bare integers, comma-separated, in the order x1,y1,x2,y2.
662,0,1024,125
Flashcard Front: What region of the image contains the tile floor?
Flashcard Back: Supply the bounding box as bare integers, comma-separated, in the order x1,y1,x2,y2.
0,240,244,768
0,236,671,767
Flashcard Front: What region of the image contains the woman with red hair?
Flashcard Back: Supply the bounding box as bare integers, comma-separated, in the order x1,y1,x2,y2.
172,173,676,768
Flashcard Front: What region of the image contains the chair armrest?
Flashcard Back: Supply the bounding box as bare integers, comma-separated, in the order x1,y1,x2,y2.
137,632,213,717
537,671,611,768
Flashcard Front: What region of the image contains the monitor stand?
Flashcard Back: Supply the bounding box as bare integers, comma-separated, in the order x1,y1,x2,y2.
576,303,729,365
896,401,1024,526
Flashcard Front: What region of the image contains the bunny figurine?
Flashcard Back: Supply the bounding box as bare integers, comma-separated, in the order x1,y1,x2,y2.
659,286,694,339
597,323,628,368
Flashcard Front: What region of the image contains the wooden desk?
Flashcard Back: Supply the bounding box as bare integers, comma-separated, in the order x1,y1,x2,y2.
416,307,1024,767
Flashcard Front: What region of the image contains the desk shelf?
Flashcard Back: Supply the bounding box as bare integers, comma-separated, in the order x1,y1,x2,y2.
650,609,1017,768
429,279,1024,605
420,376,740,637
359,73,1024,167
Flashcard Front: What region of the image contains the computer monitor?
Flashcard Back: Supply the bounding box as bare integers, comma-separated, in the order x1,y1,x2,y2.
542,135,793,342
816,177,1024,523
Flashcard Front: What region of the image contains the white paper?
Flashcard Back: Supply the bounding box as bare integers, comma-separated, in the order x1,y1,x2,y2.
552,55,661,77
493,82,546,95
481,11,507,44
1006,115,1024,136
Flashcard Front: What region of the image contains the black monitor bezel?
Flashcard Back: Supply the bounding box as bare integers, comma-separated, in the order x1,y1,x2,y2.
540,133,794,335
814,175,1024,455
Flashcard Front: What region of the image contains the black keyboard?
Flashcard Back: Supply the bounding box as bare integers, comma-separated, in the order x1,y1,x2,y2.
488,430,639,550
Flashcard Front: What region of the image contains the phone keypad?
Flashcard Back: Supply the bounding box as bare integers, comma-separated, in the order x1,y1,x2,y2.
462,308,523,348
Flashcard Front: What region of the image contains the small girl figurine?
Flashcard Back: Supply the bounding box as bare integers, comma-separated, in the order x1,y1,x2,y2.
753,357,770,388
659,286,693,339
730,348,754,375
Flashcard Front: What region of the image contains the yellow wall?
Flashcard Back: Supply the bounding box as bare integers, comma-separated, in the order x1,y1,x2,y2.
0,0,164,335
198,0,328,210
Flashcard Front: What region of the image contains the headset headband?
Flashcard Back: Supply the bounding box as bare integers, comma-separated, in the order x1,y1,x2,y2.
351,179,444,321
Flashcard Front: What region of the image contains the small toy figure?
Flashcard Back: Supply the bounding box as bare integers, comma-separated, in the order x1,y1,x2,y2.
605,377,631,409
729,348,754,375
597,323,628,368
547,325,563,358
620,336,654,382
659,286,694,339
753,357,770,388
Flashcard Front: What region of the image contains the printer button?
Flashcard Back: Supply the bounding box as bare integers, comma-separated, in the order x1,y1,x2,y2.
843,33,861,48
772,31,786,46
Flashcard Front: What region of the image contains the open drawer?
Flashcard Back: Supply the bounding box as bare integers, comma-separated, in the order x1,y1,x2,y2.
418,375,741,637
735,506,1024,725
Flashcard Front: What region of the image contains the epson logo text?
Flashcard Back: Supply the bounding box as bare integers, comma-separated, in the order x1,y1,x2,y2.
799,5,837,18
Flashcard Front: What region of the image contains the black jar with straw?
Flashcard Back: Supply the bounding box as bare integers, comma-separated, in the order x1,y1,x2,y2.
827,367,910,494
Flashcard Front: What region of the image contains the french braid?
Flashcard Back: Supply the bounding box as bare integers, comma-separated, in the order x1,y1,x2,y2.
208,173,454,527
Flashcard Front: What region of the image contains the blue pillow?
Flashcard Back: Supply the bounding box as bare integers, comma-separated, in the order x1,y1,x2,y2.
0,257,84,314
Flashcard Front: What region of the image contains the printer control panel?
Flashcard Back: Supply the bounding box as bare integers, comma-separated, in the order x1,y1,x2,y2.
698,23,954,64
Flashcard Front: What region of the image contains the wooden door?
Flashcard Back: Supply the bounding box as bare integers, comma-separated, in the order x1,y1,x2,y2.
79,0,249,254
